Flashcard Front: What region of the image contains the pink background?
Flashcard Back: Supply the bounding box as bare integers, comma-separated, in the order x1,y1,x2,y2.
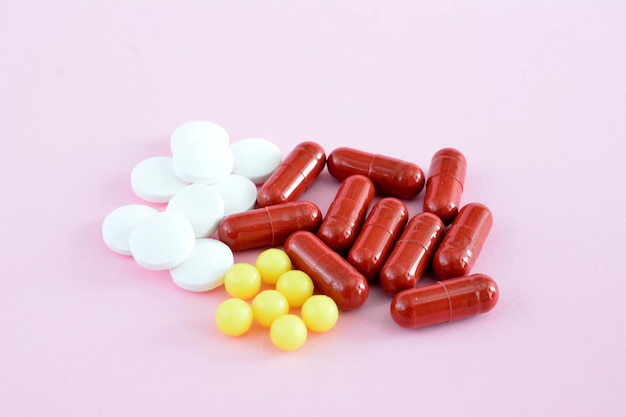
2,1,625,416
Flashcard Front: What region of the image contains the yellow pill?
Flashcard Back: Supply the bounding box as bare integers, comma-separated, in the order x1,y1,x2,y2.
301,295,339,332
252,290,289,327
270,314,307,351
224,263,261,299
255,248,292,285
276,270,314,308
215,298,253,337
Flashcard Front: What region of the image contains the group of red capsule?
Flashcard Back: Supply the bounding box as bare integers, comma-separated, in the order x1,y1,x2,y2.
217,143,499,329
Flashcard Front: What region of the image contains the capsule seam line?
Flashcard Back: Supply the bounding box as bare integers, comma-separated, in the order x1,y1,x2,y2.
434,173,464,191
437,281,453,323
265,207,275,245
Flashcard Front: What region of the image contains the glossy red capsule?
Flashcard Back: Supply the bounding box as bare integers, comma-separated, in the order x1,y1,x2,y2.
379,212,445,295
432,202,493,280
423,148,467,224
256,141,326,208
347,198,408,281
390,274,499,329
317,174,375,254
327,147,425,199
284,231,369,311
218,201,322,251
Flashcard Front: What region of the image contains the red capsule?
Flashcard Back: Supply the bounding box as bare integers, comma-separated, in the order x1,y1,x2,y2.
317,175,375,254
424,148,467,224
256,141,326,208
218,201,322,251
284,231,369,311
327,147,425,199
379,212,444,295
390,274,499,329
347,198,408,281
432,202,493,280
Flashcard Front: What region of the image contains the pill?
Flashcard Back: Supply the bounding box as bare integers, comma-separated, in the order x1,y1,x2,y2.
275,270,314,308
172,139,234,184
130,156,189,203
390,274,499,329
300,295,339,332
169,238,234,292
327,147,425,199
209,174,257,217
347,197,408,281
230,138,282,184
170,120,229,154
379,212,444,295
215,298,253,337
128,212,195,270
256,141,326,208
284,231,369,311
270,314,307,351
224,263,262,299
218,201,323,251
252,290,290,327
255,248,293,285
102,204,158,255
432,202,493,280
165,184,224,238
423,148,467,224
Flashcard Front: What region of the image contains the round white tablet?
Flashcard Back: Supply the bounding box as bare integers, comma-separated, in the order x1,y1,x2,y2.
169,238,234,292
102,204,158,255
131,156,189,203
172,141,234,184
129,212,195,270
210,174,257,216
230,138,282,184
165,184,224,238
170,120,229,154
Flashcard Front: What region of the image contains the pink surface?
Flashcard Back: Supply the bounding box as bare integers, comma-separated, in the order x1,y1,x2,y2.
1,1,625,416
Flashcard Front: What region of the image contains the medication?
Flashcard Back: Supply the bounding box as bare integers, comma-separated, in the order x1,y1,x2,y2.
327,147,425,199
131,157,189,203
347,197,408,281
170,120,229,154
432,202,493,280
300,295,339,332
255,248,292,285
380,212,444,295
215,298,254,336
317,174,375,254
423,148,467,224
169,238,234,292
218,201,322,251
128,212,195,270
230,138,282,184
270,314,308,351
252,290,290,327
284,231,369,311
165,184,224,238
256,141,326,207
209,174,257,216
275,270,314,308
102,204,158,255
390,274,499,329
224,263,262,299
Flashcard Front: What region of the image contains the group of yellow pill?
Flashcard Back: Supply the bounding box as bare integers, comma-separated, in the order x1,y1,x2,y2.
214,248,339,351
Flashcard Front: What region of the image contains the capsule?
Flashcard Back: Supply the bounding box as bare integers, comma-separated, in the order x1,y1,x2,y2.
390,274,499,329
432,202,493,280
317,175,375,254
284,231,369,311
379,212,444,295
256,141,326,208
423,148,467,224
218,201,322,251
327,147,425,199
347,198,408,281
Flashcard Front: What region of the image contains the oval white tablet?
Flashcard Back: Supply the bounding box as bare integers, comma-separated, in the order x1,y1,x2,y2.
210,174,257,216
165,184,224,238
131,156,189,203
129,212,195,270
172,141,234,184
230,138,281,184
102,204,158,255
170,120,229,154
169,238,234,292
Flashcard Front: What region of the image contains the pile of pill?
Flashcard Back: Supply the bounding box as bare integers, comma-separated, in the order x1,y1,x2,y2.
102,120,499,351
